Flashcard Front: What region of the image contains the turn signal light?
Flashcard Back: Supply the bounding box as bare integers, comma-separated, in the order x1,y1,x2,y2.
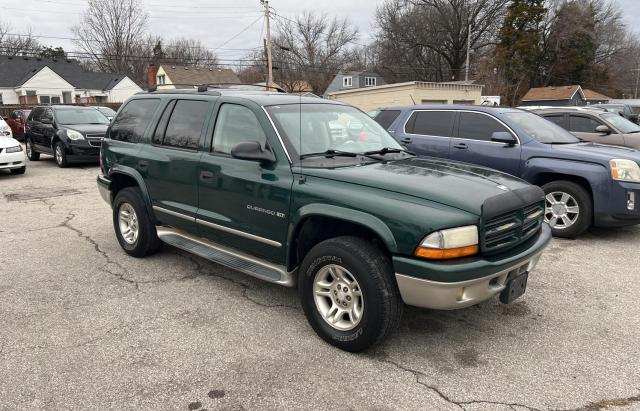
415,245,479,260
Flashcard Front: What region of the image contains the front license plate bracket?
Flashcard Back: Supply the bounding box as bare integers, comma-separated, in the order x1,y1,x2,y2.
499,272,528,304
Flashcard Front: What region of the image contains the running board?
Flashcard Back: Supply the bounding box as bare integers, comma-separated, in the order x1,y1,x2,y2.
156,226,295,287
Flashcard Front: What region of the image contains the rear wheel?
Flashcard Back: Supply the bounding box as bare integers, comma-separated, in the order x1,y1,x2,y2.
112,187,161,257
542,180,592,238
25,138,39,161
10,166,26,175
54,141,68,168
298,236,403,352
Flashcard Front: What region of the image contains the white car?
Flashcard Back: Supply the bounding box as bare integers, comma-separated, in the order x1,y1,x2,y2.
0,117,13,138
0,135,26,175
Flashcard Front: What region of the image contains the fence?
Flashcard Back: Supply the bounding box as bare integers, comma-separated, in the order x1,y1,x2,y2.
0,102,122,119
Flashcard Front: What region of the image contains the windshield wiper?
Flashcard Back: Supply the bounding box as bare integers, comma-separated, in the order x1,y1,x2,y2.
299,149,358,159
363,147,415,156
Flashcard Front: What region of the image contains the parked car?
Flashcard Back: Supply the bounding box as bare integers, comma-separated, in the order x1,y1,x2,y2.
97,90,551,351
94,106,116,121
6,109,31,141
534,107,640,149
372,105,640,237
0,135,26,174
24,105,110,168
592,103,638,123
1,117,14,138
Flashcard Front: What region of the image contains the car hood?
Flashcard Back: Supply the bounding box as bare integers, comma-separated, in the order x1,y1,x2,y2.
60,124,109,135
548,141,640,163
0,136,21,149
301,156,539,216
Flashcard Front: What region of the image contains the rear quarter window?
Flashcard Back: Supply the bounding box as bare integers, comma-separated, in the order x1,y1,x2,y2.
373,110,401,129
109,99,160,143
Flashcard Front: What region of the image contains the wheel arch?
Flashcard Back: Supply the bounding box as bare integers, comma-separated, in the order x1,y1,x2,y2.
108,165,154,218
287,204,398,272
530,172,594,200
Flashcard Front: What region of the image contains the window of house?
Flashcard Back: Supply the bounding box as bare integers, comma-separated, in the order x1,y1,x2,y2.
212,104,267,154
0,93,3,105
160,100,209,149
569,115,602,133
364,77,376,87
458,112,510,141
109,99,161,143
51,96,61,104
343,76,353,87
157,74,166,85
405,111,455,137
39,96,50,104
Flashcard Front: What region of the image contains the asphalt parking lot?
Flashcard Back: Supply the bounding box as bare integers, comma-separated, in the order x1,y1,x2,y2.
1,155,639,410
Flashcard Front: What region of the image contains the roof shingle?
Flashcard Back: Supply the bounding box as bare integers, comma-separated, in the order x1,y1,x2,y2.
161,65,240,87
521,85,583,101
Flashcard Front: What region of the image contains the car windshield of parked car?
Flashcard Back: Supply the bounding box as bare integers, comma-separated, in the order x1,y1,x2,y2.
602,113,640,134
56,108,110,125
504,111,581,144
266,104,404,163
98,107,116,117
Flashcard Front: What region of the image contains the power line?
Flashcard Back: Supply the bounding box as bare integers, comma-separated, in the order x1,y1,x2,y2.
210,15,264,52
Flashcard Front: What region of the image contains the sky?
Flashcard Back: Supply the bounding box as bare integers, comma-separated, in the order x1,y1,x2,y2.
3,0,640,65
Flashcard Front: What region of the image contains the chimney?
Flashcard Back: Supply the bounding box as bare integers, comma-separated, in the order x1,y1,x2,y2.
147,63,158,87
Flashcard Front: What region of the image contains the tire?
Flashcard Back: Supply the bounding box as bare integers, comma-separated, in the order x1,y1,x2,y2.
10,166,26,175
54,141,68,168
298,236,403,352
25,138,40,161
112,187,162,258
542,180,592,238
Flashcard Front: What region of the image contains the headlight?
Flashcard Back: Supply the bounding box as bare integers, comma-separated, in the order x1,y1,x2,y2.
66,129,85,140
0,124,10,131
5,145,23,153
610,159,640,182
415,225,478,260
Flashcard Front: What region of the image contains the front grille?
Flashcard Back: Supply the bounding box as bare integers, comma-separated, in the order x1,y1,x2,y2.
482,201,544,254
86,133,104,147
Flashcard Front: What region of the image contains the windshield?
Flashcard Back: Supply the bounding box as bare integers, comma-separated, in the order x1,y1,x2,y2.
56,108,110,125
504,111,580,144
602,113,640,133
265,104,404,163
97,107,116,116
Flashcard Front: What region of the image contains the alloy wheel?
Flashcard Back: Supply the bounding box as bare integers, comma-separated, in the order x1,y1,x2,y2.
55,145,63,165
118,203,139,244
545,191,580,230
26,141,32,157
313,264,364,331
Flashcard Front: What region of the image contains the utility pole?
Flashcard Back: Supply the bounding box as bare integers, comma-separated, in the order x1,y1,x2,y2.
262,0,273,87
465,24,471,82
634,67,640,99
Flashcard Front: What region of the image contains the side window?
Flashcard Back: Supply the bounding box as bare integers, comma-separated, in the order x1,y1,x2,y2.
41,109,54,122
29,108,43,121
406,111,455,137
212,104,267,154
458,112,509,141
373,110,401,129
109,99,160,143
161,100,209,149
152,101,176,145
569,115,601,133
544,115,567,129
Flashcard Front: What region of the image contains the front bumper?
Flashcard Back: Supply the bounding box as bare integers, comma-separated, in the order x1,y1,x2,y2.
68,143,100,162
0,150,26,170
97,175,112,205
594,181,640,227
393,224,551,310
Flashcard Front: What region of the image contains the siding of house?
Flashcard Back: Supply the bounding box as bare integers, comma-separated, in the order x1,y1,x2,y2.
328,82,483,111
108,77,143,102
323,72,386,97
0,87,19,104
18,67,75,103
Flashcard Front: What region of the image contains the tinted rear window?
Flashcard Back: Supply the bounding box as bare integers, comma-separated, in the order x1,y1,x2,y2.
161,100,209,149
406,111,455,137
109,99,160,143
373,110,401,129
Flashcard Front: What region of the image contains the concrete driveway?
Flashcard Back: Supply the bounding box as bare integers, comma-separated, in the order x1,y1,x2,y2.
1,156,639,410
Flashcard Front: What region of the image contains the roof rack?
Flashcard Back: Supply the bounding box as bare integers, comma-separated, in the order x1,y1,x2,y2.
147,83,287,93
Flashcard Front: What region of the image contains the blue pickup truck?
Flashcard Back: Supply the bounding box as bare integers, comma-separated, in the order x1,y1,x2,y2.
372,105,640,237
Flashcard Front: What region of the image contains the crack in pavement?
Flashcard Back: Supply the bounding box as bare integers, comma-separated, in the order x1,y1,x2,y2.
377,357,541,411
565,393,640,411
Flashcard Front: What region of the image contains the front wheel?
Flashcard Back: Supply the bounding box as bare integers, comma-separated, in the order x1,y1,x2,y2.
542,180,592,238
298,236,403,352
54,141,68,168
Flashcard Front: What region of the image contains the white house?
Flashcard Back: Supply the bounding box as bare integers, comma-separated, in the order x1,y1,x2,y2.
0,55,142,105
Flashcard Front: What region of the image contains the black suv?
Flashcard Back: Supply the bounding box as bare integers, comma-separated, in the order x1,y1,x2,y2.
25,105,111,167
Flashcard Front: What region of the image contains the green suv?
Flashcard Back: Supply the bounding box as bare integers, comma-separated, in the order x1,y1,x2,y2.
97,89,551,351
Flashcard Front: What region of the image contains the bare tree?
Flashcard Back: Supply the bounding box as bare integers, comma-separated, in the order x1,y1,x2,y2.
156,38,219,68
0,19,41,56
271,12,359,94
72,0,149,83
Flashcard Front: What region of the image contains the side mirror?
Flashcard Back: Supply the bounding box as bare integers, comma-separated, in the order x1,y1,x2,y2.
491,131,517,146
230,141,276,164
595,125,611,135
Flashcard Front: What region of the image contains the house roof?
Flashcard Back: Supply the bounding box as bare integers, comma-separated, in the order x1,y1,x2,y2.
160,65,240,88
583,89,611,101
0,55,128,90
521,85,584,101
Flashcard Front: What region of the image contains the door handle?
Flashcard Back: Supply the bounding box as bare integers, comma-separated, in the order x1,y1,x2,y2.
401,137,412,143
200,170,214,181
453,143,468,150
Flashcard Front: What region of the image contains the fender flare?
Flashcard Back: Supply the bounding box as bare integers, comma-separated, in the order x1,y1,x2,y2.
108,165,155,218
289,203,399,254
